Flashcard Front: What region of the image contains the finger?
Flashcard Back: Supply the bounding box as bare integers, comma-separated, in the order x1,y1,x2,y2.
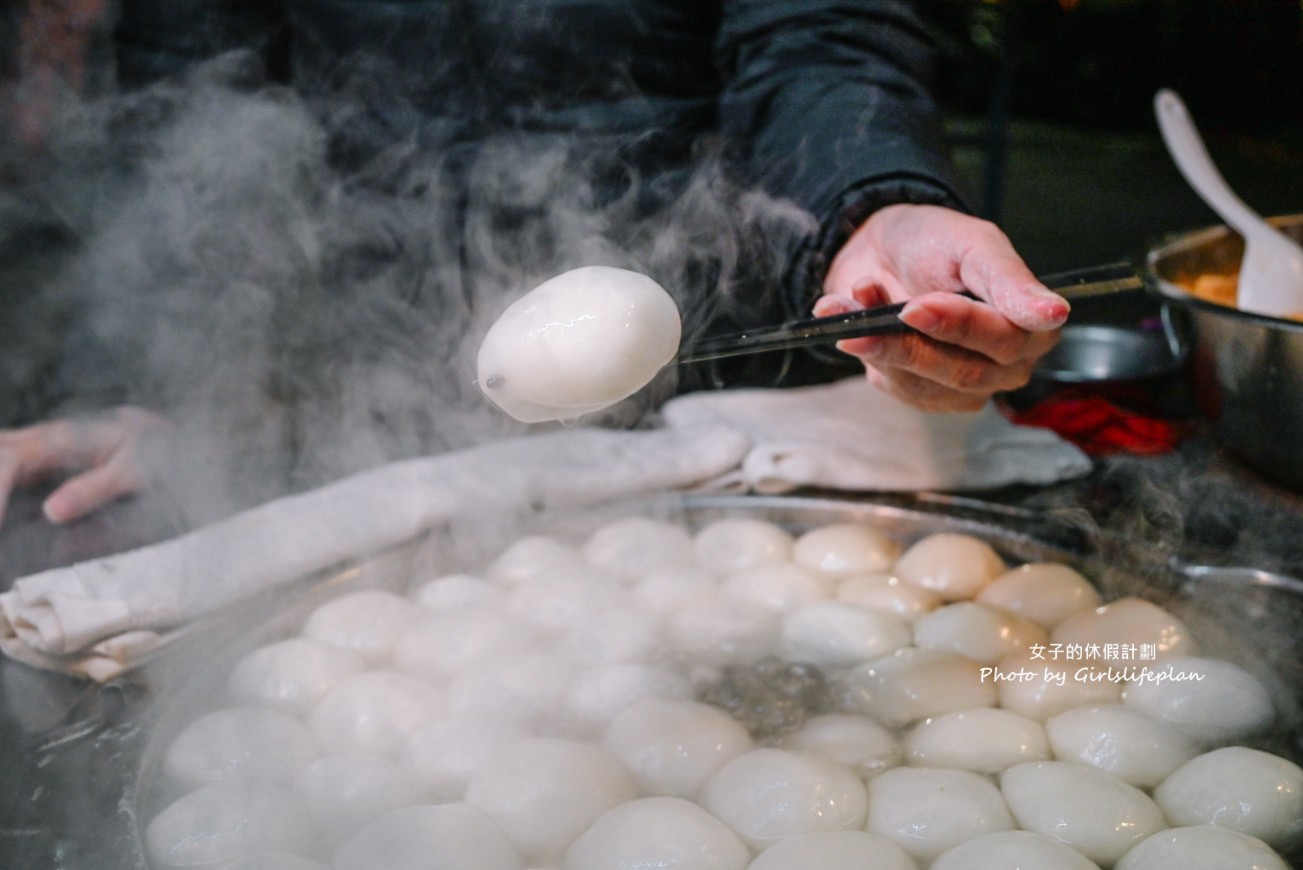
956,242,1070,331
42,456,142,525
898,293,1062,365
840,333,1039,395
0,451,19,529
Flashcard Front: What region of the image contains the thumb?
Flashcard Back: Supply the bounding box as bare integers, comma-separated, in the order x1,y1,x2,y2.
958,246,1070,332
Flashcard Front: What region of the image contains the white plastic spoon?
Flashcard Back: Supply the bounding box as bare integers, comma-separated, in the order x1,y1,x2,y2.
1155,88,1303,319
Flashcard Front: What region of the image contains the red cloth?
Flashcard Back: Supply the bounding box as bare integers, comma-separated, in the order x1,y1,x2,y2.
1006,393,1184,456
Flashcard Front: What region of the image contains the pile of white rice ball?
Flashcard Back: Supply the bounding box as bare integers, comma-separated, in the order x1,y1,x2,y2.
144,515,1303,869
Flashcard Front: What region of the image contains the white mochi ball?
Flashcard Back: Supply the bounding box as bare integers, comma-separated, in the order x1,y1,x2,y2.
295,752,422,843
1121,656,1275,743
837,648,996,727
994,650,1123,721
778,602,911,667
745,831,918,870
412,573,506,612
912,602,1048,665
557,603,661,665
1051,597,1196,660
465,737,638,862
215,852,326,870
720,562,829,614
582,516,695,580
893,533,1005,601
632,566,718,614
1046,704,1199,787
698,748,868,851
791,522,900,577
1116,825,1292,870
564,797,750,870
445,651,573,721
332,804,522,870
667,598,779,666
976,562,1101,629
228,637,365,717
781,713,902,778
309,671,443,756
1001,760,1168,866
486,535,589,587
506,570,620,636
930,829,1102,870
400,716,532,801
867,767,1015,864
146,784,314,869
603,698,753,798
836,573,941,622
164,706,319,789
477,266,681,423
1154,747,1303,850
392,607,533,683
301,590,423,664
692,518,794,576
564,663,692,732
903,707,1050,773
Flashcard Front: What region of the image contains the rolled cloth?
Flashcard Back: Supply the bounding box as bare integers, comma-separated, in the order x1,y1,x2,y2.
0,377,1090,680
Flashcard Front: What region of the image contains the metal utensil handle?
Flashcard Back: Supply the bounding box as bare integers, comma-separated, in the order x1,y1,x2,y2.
678,261,1141,364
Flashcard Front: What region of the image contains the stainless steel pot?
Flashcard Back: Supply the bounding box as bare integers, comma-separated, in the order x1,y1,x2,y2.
1146,214,1303,489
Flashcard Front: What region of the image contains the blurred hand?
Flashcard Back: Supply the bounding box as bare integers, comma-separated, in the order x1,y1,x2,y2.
0,406,171,528
816,203,1069,412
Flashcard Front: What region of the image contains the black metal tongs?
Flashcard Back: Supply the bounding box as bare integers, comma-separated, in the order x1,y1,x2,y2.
678,261,1143,365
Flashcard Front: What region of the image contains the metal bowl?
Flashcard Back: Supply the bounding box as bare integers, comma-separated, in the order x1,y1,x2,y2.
1146,214,1303,490
1033,320,1186,384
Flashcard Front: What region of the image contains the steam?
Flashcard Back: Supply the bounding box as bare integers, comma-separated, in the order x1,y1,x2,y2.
7,50,811,528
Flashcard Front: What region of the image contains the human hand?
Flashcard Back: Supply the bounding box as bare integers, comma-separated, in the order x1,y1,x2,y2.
816,203,1069,412
0,406,171,528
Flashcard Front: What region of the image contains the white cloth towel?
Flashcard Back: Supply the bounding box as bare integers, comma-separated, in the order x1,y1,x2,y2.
0,377,1090,680
662,377,1092,494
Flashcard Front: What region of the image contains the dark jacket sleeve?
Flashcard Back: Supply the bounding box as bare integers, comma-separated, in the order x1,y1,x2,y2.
715,0,973,314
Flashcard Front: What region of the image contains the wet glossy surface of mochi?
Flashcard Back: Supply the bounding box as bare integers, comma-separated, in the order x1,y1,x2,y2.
893,533,1006,601
1121,656,1275,743
392,607,534,682
485,535,589,587
745,831,919,870
791,522,900,577
667,599,779,666
464,737,638,862
477,266,681,423
412,573,506,611
903,707,1050,773
1001,760,1168,866
227,638,365,718
778,601,911,666
867,767,1016,864
564,663,692,731
1115,825,1292,870
164,706,320,789
308,671,443,755
994,650,1123,720
1045,703,1199,787
780,713,902,778
720,562,828,614
564,797,751,870
295,752,422,842
332,803,523,870
912,602,1048,665
1051,597,1196,660
301,590,423,665
400,716,533,801
692,518,794,576
929,829,1103,870
698,748,868,851
145,784,314,869
603,697,753,798
837,647,997,727
1154,747,1303,850
976,562,1101,629
835,573,941,622
582,516,695,580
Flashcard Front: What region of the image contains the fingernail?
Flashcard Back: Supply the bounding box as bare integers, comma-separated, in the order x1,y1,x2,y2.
899,304,940,333
43,494,71,524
